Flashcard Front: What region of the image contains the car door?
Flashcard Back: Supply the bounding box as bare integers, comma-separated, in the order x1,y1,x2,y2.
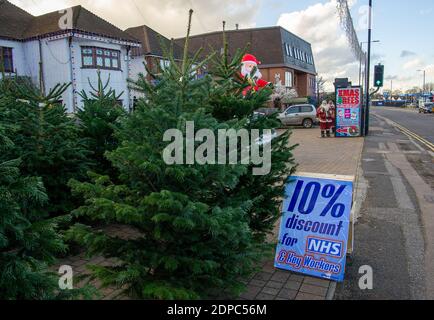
282,106,301,125
300,105,314,122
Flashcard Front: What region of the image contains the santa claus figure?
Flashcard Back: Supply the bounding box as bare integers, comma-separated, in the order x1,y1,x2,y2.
328,101,336,134
241,54,270,96
317,101,333,138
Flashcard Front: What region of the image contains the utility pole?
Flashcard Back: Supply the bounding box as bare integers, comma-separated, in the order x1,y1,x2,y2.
391,79,393,97
365,0,373,136
418,69,426,99
359,42,363,86
423,70,426,94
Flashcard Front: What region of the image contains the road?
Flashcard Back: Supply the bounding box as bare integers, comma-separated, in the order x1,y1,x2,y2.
372,107,434,146
335,108,434,300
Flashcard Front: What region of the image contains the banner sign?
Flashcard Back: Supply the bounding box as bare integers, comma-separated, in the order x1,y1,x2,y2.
275,175,353,282
335,87,362,137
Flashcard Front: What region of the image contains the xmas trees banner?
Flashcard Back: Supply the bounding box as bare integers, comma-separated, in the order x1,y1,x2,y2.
335,87,362,138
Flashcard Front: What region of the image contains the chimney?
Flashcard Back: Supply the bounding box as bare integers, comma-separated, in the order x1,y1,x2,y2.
236,23,239,30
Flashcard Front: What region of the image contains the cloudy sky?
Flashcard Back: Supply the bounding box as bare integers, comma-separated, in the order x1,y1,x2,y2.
10,0,434,91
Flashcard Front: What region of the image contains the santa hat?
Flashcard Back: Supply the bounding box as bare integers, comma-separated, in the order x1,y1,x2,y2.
242,54,261,65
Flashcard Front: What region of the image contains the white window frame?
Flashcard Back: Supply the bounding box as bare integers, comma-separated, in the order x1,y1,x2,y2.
159,59,170,71
285,71,293,88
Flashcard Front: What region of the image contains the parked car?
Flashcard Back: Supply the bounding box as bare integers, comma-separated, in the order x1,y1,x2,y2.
419,101,434,114
255,108,280,116
278,104,318,128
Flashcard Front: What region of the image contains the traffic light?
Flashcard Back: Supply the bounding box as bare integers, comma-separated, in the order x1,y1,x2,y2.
374,64,384,87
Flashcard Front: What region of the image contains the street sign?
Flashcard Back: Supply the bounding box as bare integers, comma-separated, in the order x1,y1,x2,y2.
335,87,363,137
275,174,353,282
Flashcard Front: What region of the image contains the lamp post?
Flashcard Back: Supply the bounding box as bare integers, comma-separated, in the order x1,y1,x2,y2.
364,0,373,136
390,79,393,98
417,69,426,95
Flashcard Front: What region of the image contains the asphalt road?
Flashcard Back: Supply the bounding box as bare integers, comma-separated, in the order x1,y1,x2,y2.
335,113,434,300
372,107,434,144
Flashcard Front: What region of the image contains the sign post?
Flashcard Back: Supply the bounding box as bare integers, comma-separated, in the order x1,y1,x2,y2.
275,173,353,282
335,86,363,138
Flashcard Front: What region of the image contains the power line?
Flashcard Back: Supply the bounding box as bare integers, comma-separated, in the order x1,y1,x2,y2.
130,0,149,26
187,0,210,33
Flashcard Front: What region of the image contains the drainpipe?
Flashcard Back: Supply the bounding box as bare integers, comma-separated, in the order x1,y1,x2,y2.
126,45,131,111
38,39,45,95
68,36,76,113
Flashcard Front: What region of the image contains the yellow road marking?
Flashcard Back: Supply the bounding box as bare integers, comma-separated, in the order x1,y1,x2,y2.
393,123,434,152
373,113,434,152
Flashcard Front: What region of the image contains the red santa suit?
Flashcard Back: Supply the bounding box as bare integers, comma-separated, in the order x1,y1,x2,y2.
317,104,329,131
317,102,333,137
240,54,270,96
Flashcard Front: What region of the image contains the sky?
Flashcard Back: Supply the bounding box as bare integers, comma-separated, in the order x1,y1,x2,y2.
9,0,434,92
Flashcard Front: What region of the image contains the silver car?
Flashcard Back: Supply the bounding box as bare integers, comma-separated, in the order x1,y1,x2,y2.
278,104,317,128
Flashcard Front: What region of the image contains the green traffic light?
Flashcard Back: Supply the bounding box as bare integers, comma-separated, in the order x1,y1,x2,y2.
374,64,384,87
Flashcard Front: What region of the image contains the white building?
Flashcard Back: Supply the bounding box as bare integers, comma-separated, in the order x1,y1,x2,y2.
0,1,141,113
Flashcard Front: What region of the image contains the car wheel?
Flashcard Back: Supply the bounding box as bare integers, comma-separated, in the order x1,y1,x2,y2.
303,119,313,129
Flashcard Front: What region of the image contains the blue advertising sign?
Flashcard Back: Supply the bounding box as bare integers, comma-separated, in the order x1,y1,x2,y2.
275,175,353,282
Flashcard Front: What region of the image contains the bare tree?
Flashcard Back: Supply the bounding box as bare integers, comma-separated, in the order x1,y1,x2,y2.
405,87,422,94
316,77,326,104
271,80,298,111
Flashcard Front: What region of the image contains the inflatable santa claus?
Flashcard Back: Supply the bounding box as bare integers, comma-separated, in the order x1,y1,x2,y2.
240,54,271,96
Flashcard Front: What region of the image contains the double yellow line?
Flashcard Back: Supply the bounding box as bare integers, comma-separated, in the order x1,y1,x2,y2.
393,122,434,153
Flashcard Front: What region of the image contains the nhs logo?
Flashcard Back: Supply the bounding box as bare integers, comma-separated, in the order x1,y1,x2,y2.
306,237,344,258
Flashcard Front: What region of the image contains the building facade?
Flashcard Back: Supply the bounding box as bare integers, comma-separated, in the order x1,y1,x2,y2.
0,1,140,113
175,26,317,98
125,25,184,85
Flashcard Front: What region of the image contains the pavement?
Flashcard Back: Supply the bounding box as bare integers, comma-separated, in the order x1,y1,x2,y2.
54,127,365,300
335,107,434,300
237,128,364,301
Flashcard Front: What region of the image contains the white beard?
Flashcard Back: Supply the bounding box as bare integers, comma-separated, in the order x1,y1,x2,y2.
241,64,262,79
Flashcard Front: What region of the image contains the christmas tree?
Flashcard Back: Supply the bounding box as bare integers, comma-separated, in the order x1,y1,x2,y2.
66,11,263,299
208,27,298,242
0,122,65,299
0,79,90,217
77,71,126,178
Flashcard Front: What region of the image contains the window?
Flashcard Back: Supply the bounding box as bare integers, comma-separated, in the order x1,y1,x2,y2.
0,47,13,73
285,71,293,87
301,106,313,113
310,78,316,88
285,43,293,57
286,106,301,114
81,47,121,70
159,59,170,71
307,54,314,65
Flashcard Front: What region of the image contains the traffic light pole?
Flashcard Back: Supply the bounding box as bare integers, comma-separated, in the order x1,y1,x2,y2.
365,0,373,136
